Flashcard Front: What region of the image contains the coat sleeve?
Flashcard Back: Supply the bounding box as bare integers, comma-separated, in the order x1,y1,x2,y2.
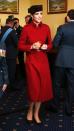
46,26,52,51
18,26,31,52
53,25,63,48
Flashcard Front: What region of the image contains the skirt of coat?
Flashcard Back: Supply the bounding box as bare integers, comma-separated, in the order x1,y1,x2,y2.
25,50,53,102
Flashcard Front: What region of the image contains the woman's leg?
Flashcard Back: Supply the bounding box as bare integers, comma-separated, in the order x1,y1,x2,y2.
27,102,34,121
34,102,41,123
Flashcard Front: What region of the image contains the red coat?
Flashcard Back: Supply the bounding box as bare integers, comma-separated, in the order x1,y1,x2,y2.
18,22,53,102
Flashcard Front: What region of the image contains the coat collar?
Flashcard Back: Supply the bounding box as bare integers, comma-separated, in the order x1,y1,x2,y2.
31,21,42,28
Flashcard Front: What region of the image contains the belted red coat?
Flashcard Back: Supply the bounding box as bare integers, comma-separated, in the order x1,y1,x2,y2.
18,22,53,102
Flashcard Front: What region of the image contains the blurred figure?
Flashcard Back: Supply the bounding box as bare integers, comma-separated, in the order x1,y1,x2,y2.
1,17,18,91
25,15,32,24
13,18,22,38
0,19,4,34
0,19,2,34
0,30,9,98
53,9,74,116
65,16,68,23
8,15,14,20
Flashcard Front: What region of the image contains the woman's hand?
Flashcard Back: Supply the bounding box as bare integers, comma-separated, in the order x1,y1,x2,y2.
31,41,41,50
41,44,47,50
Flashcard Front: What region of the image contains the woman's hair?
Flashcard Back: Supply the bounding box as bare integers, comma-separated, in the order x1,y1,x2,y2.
28,17,32,24
28,5,43,15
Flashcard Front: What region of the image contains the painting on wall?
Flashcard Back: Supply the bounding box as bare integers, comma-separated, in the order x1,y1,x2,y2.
0,0,19,14
47,0,67,14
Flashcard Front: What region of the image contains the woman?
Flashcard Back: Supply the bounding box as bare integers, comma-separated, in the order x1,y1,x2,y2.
18,5,53,124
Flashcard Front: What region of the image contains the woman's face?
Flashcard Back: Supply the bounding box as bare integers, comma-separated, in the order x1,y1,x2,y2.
32,11,43,24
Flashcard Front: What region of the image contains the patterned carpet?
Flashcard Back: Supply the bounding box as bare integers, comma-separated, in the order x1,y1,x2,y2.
0,81,74,131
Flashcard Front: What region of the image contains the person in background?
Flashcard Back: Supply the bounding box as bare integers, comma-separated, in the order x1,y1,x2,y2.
13,18,25,80
65,16,68,23
8,15,14,20
18,5,53,124
1,17,18,91
0,19,3,34
25,15,32,24
13,18,22,39
52,9,74,116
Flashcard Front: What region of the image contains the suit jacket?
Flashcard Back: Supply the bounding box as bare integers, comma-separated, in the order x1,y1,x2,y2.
0,26,18,59
15,25,22,39
53,22,74,68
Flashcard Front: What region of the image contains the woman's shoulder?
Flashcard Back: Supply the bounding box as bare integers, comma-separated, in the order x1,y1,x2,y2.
42,23,50,30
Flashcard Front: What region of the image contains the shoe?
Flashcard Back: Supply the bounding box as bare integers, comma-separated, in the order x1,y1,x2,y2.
26,119,33,124
34,115,42,125
34,119,42,125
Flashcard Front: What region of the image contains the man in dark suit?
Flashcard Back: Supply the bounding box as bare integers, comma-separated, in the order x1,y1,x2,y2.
13,18,25,79
0,18,18,91
52,9,74,115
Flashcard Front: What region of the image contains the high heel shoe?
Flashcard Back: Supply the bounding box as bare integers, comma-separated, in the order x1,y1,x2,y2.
26,119,33,124
34,116,42,125
34,120,42,125
34,119,42,125
26,113,33,124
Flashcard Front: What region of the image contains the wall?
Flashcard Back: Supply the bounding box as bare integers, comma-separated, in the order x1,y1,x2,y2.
19,0,31,26
0,0,31,26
